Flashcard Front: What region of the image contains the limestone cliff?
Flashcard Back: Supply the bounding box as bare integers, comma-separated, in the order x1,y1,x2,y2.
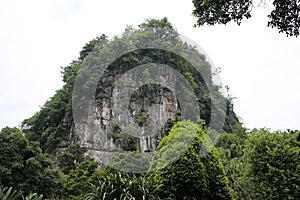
21,19,240,165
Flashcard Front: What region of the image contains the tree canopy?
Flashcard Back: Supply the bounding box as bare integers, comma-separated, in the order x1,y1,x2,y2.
245,129,300,199
151,121,233,199
192,0,300,37
0,127,64,199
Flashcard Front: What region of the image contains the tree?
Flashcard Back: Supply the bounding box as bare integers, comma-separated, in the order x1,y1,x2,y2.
192,0,300,37
0,127,64,198
79,34,108,60
216,125,253,200
57,143,87,174
106,151,151,173
138,17,174,30
65,159,99,198
245,129,300,199
151,121,233,199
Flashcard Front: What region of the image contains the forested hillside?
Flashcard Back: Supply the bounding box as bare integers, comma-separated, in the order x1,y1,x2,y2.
0,18,299,200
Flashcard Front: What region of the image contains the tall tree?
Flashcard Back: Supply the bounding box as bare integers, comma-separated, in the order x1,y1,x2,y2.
216,125,253,200
151,121,233,199
245,129,300,199
57,143,87,174
0,127,64,198
192,0,300,37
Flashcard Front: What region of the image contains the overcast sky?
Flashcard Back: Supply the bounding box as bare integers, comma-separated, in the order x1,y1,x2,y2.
1,0,299,131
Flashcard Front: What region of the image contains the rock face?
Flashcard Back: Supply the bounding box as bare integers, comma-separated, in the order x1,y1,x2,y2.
73,67,181,164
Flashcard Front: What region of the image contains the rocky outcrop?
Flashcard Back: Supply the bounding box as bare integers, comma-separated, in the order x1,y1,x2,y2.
71,66,180,164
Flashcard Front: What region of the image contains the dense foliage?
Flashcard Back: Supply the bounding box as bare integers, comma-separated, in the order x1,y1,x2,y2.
192,0,300,37
151,121,233,199
217,126,300,199
245,129,300,199
0,127,64,199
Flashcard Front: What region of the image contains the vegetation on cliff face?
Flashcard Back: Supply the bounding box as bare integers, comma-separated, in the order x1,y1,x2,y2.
1,18,299,199
21,17,239,155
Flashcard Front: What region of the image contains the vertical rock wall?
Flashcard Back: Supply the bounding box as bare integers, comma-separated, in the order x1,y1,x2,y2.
73,70,180,164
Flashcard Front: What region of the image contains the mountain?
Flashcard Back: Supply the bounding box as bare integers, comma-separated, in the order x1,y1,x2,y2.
21,18,240,164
